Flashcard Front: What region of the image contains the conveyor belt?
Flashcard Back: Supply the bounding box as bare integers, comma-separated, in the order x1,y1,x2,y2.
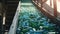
16,1,59,34
9,0,60,34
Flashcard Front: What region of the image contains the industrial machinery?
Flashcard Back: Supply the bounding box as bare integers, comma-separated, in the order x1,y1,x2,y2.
8,0,60,34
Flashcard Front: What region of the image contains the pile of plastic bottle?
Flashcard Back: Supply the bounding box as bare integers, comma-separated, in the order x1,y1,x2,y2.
16,2,58,34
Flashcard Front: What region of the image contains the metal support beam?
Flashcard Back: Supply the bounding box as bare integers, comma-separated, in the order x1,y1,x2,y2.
50,0,52,6
53,0,57,17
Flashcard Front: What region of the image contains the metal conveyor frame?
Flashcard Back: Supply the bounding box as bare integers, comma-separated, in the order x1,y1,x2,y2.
8,1,21,34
